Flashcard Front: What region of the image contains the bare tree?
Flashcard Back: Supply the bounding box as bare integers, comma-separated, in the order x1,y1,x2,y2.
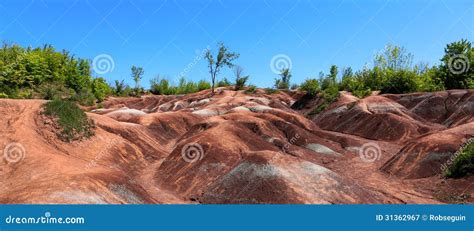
234,65,249,91
234,65,243,79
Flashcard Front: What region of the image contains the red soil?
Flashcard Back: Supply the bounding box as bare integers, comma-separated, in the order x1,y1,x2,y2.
0,88,472,204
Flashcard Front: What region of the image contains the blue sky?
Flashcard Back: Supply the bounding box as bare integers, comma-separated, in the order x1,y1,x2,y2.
0,0,473,88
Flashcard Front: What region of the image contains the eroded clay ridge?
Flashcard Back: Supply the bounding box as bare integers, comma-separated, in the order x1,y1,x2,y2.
0,88,472,204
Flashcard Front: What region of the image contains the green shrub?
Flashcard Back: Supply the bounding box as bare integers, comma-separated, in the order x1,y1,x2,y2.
43,99,95,142
113,80,129,96
151,77,209,95
300,79,319,95
245,85,257,94
38,83,73,100
352,88,372,98
264,88,279,94
380,70,419,94
69,90,96,106
445,141,474,178
16,89,33,99
217,78,232,87
307,102,329,117
275,68,291,89
321,85,339,103
91,77,111,102
197,80,211,91
150,78,167,95
235,76,249,91
0,44,114,102
290,84,299,90
0,93,8,98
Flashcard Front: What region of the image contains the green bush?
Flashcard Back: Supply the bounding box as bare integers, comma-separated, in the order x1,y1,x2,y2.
0,43,113,103
245,85,257,94
38,83,73,100
113,80,129,96
264,88,278,94
275,68,291,89
380,70,419,94
300,79,319,95
91,77,111,102
150,77,210,95
69,90,96,106
321,85,339,103
43,99,95,142
445,141,474,178
150,78,167,95
352,88,372,98
308,102,329,117
197,80,211,91
235,76,249,91
217,78,232,87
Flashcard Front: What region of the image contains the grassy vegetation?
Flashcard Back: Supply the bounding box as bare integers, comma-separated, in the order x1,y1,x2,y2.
0,44,111,104
0,39,472,104
307,103,329,117
435,191,471,204
245,85,257,94
264,88,279,94
149,77,212,95
43,99,95,142
300,79,319,96
445,141,474,178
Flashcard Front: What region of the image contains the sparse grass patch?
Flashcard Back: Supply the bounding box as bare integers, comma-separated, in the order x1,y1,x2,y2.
307,102,329,117
43,99,95,142
245,85,257,94
445,141,474,178
264,88,279,94
435,191,471,204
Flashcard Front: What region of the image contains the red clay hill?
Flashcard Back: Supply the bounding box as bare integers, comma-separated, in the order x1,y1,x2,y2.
0,87,472,204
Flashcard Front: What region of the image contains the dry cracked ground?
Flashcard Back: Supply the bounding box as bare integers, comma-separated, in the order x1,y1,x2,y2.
0,87,472,204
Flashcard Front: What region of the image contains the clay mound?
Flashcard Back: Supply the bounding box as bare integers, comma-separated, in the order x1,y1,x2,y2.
311,93,441,141
200,151,381,204
0,99,182,204
385,90,473,126
381,122,474,179
153,107,360,202
1,88,472,204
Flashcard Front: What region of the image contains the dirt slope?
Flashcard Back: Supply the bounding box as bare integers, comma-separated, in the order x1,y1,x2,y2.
0,88,472,204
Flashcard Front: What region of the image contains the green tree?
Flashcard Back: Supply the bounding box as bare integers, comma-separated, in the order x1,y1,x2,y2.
438,39,473,89
275,68,291,89
131,66,144,89
205,43,239,95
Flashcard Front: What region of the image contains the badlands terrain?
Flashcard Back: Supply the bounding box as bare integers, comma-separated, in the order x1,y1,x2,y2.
0,88,472,204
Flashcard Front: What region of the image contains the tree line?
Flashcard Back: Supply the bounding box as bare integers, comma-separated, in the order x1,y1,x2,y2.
0,40,472,106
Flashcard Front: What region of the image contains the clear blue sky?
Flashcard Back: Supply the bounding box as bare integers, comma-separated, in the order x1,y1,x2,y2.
0,0,473,88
